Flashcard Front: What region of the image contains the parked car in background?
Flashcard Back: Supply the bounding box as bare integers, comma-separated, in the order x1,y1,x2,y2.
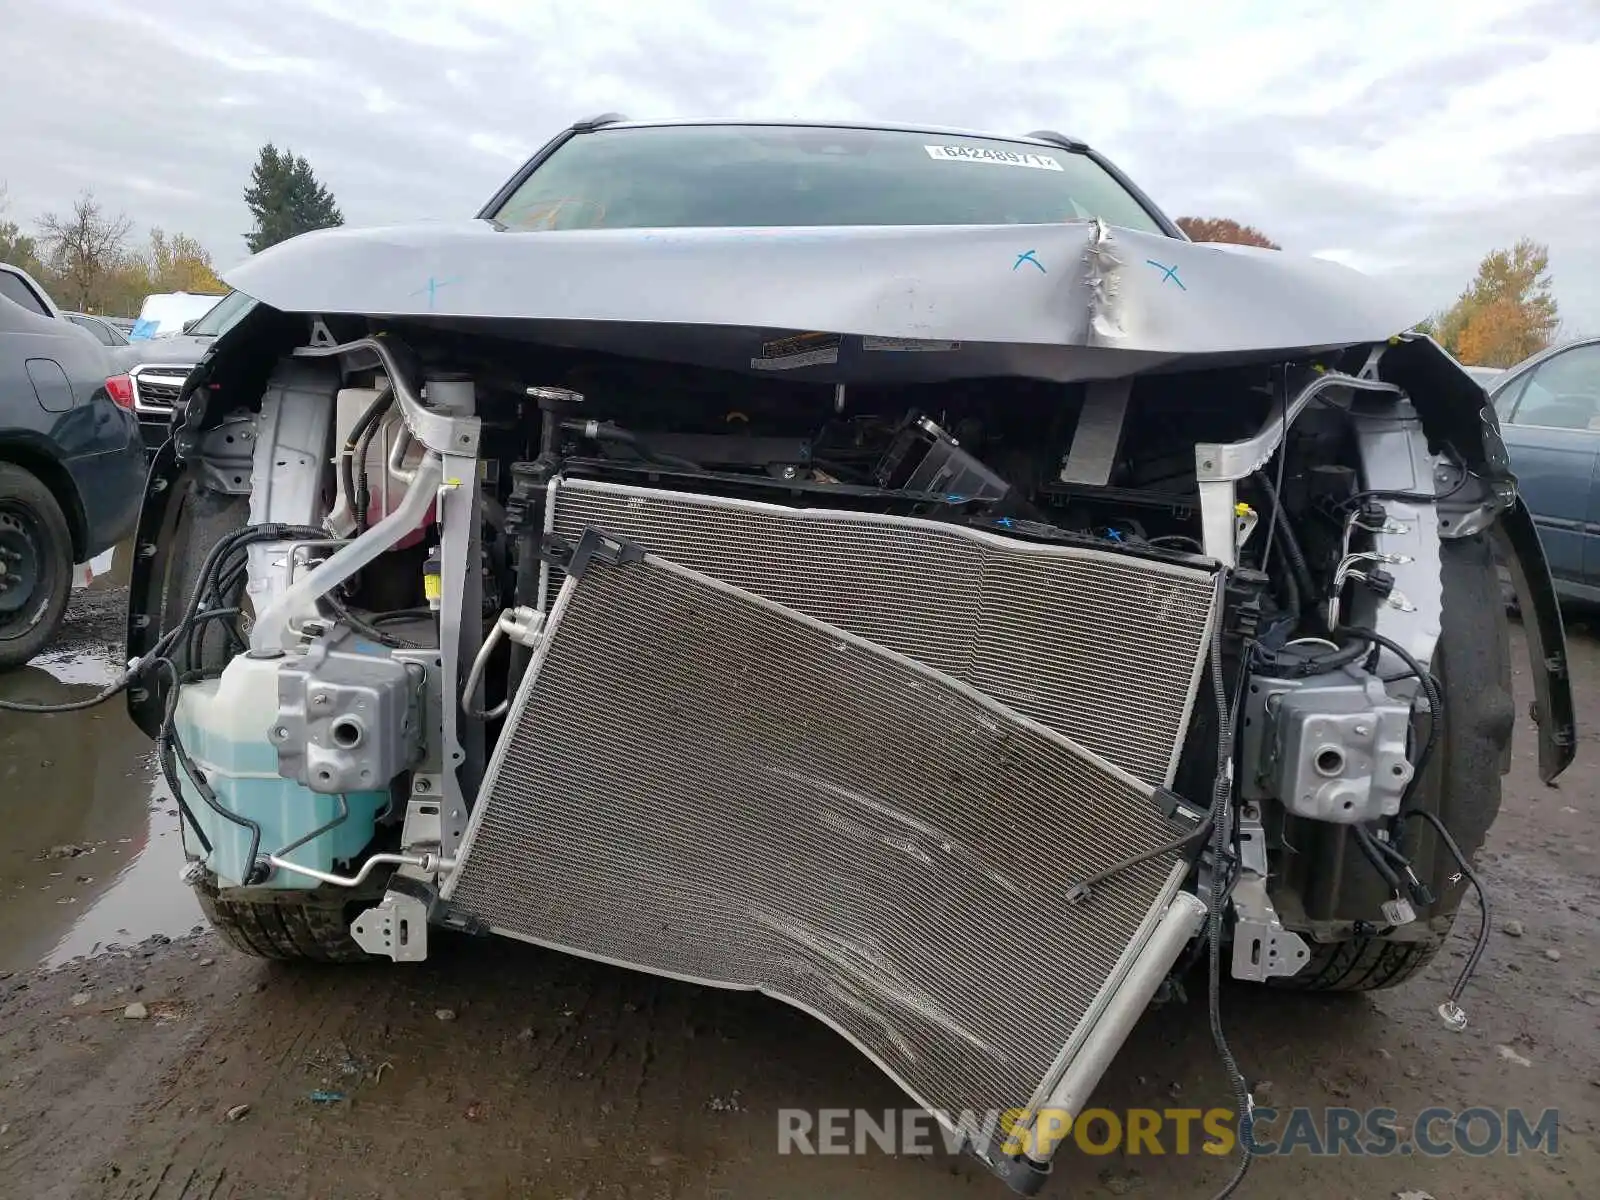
64,311,131,347
1463,364,1505,388
118,290,254,449
129,290,225,341
0,263,148,668
1489,336,1600,601
2,266,136,361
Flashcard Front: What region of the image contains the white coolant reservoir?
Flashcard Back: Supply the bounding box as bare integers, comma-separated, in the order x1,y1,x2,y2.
173,652,388,888
331,381,412,534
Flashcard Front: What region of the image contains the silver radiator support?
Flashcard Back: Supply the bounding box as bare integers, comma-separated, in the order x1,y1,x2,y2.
445,533,1213,1189
545,477,1217,789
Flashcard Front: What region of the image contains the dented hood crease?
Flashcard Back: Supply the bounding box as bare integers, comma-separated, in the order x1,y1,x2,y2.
224,219,1421,381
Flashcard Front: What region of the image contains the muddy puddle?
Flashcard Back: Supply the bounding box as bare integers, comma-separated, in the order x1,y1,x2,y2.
0,543,200,974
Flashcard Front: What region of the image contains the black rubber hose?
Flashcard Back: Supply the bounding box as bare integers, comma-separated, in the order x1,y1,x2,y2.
341,385,393,534
0,607,238,715
1252,637,1368,679
351,386,394,531
1272,545,1302,620
1254,471,1315,616
1339,461,1472,511
157,720,212,856
1402,808,1492,1006
1352,824,1403,893
321,591,425,649
563,419,705,474
155,658,250,864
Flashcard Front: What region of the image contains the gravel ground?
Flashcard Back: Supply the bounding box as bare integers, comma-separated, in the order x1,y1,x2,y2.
0,589,1596,1199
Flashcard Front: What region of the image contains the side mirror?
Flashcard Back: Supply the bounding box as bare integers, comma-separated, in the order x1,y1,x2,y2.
181,319,199,333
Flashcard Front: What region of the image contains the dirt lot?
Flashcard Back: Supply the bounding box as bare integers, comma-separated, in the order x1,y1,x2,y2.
1,582,1597,1199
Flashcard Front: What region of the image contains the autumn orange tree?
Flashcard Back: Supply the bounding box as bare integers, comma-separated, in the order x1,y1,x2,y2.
1175,217,1281,249
1436,239,1559,368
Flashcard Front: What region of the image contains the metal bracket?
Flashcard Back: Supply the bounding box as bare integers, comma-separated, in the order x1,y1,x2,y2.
351,891,430,961
399,791,443,855
308,317,337,348
1195,370,1404,565
1229,812,1310,981
1059,378,1130,486
1437,457,1498,539
292,335,482,457
437,455,483,866
348,791,451,962
1231,876,1312,981
1346,402,1444,681
189,410,257,495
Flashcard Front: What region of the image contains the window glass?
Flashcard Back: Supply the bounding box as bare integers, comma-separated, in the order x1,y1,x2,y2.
185,290,255,338
1492,376,1527,421
0,270,50,317
67,313,117,345
494,125,1165,233
1508,346,1600,430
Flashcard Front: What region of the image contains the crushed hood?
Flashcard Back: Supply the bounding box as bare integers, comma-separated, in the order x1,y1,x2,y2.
225,218,1420,383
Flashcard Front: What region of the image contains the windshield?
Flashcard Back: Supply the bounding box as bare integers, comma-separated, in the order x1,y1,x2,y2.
186,289,256,338
491,125,1165,234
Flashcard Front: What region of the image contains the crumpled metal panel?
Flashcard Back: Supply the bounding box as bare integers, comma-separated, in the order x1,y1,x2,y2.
546,478,1216,787
445,546,1194,1151
224,219,1417,382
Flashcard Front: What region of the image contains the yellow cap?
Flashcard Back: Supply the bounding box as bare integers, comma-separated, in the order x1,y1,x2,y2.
1234,502,1255,517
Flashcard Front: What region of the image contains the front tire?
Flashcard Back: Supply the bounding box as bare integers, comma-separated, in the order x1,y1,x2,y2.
195,876,383,963
0,463,74,672
1278,532,1514,991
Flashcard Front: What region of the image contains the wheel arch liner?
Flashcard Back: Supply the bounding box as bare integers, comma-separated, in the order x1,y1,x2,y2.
442,535,1213,1187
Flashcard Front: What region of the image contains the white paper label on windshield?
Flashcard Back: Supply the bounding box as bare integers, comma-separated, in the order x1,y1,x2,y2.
862,336,962,352
924,145,1063,171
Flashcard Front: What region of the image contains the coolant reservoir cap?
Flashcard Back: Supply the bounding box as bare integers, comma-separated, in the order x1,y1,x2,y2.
245,648,286,660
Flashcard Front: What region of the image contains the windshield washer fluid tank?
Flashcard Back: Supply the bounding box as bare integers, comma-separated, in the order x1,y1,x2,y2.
172,652,388,889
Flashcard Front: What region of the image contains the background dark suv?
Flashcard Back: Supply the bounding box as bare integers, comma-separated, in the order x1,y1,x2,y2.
0,262,147,668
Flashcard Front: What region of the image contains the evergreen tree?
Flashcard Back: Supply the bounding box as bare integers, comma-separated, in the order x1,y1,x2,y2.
243,144,344,253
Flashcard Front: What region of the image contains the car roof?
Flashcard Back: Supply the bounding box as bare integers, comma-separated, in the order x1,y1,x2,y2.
589,117,1089,151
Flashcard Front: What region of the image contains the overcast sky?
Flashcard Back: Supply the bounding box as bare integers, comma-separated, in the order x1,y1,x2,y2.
3,0,1596,331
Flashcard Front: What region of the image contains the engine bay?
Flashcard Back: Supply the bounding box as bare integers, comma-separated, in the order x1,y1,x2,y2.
130,316,1485,942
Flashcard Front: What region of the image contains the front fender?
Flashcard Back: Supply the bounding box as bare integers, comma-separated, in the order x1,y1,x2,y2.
126,439,252,739
1380,334,1573,783
1492,495,1576,783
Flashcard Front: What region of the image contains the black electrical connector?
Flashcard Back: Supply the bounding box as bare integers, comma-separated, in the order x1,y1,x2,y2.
1355,499,1388,529
1223,568,1270,644
1362,568,1397,601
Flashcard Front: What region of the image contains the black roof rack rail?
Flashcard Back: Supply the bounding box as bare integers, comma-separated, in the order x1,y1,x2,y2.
1025,129,1090,153
572,112,628,132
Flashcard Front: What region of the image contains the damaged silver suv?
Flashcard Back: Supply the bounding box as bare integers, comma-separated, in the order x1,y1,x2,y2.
122,118,1574,1192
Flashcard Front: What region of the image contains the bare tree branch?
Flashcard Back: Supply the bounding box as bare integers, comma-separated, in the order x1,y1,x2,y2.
36,191,133,310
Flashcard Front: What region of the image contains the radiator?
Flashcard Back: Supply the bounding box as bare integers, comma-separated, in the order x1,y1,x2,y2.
546,477,1215,788
446,537,1213,1186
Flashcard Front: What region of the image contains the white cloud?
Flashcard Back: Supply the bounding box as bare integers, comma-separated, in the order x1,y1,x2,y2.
466,131,530,164
1,0,1594,329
